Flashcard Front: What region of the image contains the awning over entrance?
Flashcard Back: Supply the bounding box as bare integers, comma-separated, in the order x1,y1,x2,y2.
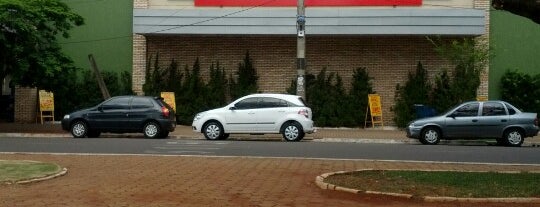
134,8,485,36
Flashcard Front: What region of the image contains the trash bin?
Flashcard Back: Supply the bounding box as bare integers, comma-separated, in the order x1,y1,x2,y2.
414,104,437,119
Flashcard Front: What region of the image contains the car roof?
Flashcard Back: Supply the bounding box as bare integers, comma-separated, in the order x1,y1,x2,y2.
241,93,304,105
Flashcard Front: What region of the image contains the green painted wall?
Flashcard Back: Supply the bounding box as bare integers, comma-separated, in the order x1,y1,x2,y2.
60,0,133,75
490,11,540,99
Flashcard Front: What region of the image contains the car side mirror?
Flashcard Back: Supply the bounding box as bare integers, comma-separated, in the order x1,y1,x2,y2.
229,106,236,110
98,106,103,111
447,113,456,119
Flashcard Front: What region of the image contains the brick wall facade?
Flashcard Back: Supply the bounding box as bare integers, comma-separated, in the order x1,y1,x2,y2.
142,35,456,125
131,0,491,126
14,86,37,123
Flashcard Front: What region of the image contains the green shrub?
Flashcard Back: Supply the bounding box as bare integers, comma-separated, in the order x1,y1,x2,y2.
54,69,132,119
229,51,258,100
286,67,373,127
176,58,207,124
349,67,374,127
205,61,228,109
430,70,454,113
393,62,431,128
429,37,488,103
500,70,540,114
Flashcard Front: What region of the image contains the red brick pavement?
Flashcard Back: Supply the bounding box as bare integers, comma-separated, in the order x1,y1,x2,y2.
1,154,539,207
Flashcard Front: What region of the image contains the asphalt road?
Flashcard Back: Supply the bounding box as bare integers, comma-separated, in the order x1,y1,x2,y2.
1,137,539,165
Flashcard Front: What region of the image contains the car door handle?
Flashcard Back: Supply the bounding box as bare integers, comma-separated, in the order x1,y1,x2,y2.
501,119,507,122
248,112,255,115
472,119,478,122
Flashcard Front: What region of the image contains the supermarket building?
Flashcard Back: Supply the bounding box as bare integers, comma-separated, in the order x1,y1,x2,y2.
132,0,490,125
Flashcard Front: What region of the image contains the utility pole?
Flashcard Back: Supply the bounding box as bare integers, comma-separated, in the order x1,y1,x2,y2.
296,0,306,99
88,54,111,100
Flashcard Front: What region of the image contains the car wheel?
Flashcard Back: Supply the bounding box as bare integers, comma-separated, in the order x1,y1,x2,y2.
204,121,223,140
419,127,440,145
70,121,88,138
87,131,101,138
282,122,304,142
143,122,161,138
503,128,524,147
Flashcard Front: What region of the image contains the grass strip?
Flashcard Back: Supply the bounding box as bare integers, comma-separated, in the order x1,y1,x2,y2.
324,170,540,198
0,160,61,184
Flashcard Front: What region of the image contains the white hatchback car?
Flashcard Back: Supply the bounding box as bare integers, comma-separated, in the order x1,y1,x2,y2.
192,94,315,141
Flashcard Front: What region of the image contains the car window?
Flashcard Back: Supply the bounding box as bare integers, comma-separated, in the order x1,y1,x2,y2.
235,97,259,109
482,102,507,116
452,103,479,117
101,97,131,110
505,103,517,115
131,97,154,109
260,97,288,108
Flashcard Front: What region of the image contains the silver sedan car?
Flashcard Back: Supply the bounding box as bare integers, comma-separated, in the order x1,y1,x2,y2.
406,101,539,147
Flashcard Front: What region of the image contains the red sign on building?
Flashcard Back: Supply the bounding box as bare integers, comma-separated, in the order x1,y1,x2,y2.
195,0,422,7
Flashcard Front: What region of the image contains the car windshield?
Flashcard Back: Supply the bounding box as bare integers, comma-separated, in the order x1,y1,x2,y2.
442,103,462,115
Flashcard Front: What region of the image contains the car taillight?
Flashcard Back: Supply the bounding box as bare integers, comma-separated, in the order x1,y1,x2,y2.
535,117,538,126
162,106,170,118
298,109,309,118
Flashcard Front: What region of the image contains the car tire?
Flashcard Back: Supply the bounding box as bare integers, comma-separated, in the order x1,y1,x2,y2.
203,121,223,140
70,121,88,138
496,138,505,146
220,133,230,140
159,131,169,138
281,122,304,142
503,128,524,147
419,127,441,145
87,131,101,138
143,122,161,138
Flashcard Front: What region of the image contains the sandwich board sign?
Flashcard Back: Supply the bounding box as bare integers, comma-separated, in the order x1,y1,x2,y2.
38,90,54,124
365,94,384,128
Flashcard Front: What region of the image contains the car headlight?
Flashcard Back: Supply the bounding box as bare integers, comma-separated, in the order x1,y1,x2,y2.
193,113,203,121
63,115,70,119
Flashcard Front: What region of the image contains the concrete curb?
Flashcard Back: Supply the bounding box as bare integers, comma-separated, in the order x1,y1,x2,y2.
1,133,539,147
16,167,68,184
315,169,540,203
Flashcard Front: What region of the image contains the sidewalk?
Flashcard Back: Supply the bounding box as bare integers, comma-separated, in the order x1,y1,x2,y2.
0,122,539,146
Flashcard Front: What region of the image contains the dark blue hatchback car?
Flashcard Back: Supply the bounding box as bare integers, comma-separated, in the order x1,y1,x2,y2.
62,96,176,138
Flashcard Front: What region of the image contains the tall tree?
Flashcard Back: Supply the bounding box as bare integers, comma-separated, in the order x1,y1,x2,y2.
0,0,84,90
492,0,540,24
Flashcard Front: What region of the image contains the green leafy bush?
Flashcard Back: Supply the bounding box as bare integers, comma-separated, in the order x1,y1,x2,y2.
500,70,540,115
392,62,431,128
287,67,373,127
54,70,133,119
229,51,258,100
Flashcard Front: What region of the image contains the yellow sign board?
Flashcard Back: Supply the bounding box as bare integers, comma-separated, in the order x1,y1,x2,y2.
39,90,54,111
160,92,176,112
365,94,384,128
368,94,382,116
476,96,488,101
